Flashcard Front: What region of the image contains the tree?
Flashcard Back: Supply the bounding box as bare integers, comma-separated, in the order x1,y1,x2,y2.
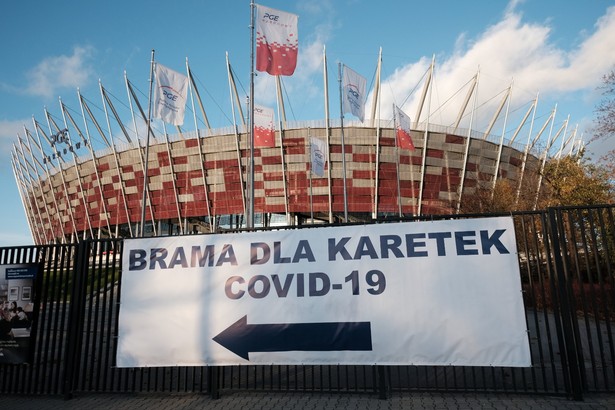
459,154,614,214
540,155,614,207
592,69,615,178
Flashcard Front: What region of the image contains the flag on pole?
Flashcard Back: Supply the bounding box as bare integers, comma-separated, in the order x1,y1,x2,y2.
255,4,299,76
254,104,276,147
153,64,189,126
342,65,366,122
310,136,327,177
394,106,415,150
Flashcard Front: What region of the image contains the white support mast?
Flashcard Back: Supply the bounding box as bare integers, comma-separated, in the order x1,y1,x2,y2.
417,55,435,216
414,57,433,127
515,94,539,206
275,75,291,223
10,153,37,244
226,53,247,220
160,120,185,235
39,113,79,240
186,59,214,232
323,46,333,223
72,91,112,238
393,105,402,217
50,106,95,239
456,69,480,214
12,144,44,244
373,48,382,219
452,73,478,133
26,123,67,242
533,105,557,210
338,63,349,222
18,135,54,243
123,75,158,234
492,81,513,194
98,81,136,237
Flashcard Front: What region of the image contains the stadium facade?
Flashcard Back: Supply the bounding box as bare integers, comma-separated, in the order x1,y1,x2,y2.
12,116,544,245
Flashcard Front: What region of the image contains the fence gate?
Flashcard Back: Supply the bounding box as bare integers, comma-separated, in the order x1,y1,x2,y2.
1,206,613,399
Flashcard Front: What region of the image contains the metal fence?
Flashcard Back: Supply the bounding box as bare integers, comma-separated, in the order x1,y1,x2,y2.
1,205,613,400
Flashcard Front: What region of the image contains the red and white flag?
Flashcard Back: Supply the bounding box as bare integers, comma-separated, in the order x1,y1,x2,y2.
254,104,275,148
394,106,415,150
342,65,366,122
255,4,298,76
153,63,189,126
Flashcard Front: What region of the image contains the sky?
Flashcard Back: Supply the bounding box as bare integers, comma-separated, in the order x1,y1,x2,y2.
1,0,614,247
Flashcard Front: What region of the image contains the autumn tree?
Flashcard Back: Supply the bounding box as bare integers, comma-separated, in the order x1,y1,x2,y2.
592,69,615,178
540,154,614,207
459,153,613,214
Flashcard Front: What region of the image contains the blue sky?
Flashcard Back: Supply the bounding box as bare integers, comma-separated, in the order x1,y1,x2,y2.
1,0,614,246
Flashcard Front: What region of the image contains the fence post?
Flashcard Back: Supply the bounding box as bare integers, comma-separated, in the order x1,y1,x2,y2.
208,366,219,399
62,240,89,400
377,365,388,400
548,208,583,401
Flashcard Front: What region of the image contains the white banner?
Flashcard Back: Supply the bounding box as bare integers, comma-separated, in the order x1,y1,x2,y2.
310,136,327,177
255,4,298,76
342,65,366,122
154,64,189,126
117,217,530,367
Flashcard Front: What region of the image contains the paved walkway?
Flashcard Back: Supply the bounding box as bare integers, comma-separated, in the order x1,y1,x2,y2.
3,391,615,409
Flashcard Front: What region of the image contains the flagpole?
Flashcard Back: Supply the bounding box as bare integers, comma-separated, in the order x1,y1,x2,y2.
140,49,155,237
248,1,255,229
338,63,348,223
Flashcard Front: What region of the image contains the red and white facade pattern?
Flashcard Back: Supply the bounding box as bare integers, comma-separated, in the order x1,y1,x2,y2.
15,125,539,244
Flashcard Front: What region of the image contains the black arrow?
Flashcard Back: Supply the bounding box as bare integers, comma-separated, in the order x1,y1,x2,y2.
212,315,372,360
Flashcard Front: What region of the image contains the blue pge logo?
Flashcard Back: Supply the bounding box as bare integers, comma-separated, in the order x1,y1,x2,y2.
162,89,178,102
263,13,279,21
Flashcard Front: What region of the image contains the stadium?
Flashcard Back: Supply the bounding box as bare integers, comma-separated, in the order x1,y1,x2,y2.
12,103,556,245
12,4,586,245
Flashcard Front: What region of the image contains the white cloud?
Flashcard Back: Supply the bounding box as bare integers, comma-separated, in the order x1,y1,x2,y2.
24,46,95,99
372,5,615,136
0,119,26,156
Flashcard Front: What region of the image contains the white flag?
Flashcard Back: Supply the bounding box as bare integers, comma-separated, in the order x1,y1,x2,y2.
394,106,415,150
342,65,366,122
310,136,327,177
254,104,275,148
255,4,299,76
154,64,189,126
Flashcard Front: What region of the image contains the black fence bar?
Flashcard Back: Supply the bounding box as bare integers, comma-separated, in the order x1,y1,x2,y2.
1,206,614,398
548,208,584,400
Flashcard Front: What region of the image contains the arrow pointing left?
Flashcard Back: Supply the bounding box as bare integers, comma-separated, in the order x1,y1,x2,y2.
213,315,373,360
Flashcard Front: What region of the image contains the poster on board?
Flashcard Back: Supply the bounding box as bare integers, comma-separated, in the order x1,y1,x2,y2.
0,264,38,364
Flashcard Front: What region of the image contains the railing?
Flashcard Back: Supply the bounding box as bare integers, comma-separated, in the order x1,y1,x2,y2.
1,205,613,400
